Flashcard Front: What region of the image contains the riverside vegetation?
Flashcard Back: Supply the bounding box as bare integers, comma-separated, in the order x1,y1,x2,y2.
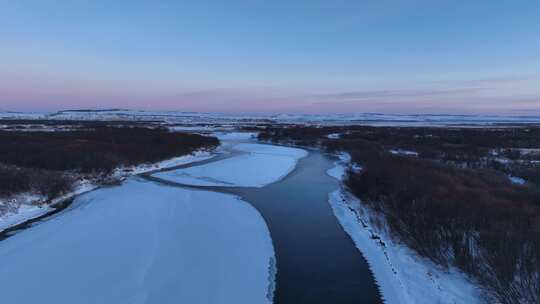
258,125,540,304
0,127,218,203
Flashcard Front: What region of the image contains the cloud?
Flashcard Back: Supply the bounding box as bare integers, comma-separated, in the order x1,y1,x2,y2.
294,95,540,115
433,74,540,86
310,88,486,100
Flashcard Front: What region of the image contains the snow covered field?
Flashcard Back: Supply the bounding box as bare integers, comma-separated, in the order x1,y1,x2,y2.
3,110,540,127
0,179,275,304
153,143,307,187
326,162,484,304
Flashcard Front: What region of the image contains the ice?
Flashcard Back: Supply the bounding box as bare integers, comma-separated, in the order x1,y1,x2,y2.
153,143,308,188
0,179,275,304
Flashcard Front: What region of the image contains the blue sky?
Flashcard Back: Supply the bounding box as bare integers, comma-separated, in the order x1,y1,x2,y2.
1,0,539,114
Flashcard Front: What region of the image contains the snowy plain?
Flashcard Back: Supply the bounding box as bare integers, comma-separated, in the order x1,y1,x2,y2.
153,143,308,188
10,109,540,126
326,161,484,304
4,110,540,127
0,179,275,304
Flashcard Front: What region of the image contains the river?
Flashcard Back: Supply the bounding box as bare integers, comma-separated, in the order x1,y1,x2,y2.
146,142,383,304
1,140,383,304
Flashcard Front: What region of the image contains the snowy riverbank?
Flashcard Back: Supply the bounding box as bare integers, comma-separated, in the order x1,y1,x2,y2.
153,143,307,187
0,179,275,304
0,151,214,233
326,160,485,304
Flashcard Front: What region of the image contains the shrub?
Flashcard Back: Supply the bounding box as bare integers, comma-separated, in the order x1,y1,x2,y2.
260,125,540,303
0,127,219,200
0,127,219,173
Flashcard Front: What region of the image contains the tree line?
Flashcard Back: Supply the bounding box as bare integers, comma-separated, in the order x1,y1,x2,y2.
0,127,219,202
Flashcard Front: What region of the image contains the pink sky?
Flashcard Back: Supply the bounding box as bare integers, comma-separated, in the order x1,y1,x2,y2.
1,74,539,115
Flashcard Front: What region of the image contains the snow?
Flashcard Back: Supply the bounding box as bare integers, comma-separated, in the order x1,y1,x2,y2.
338,152,351,162
351,163,363,173
327,163,346,180
0,202,51,232
114,150,215,176
153,143,308,188
326,152,362,181
515,148,540,155
0,180,99,233
326,157,484,303
0,179,275,304
494,157,511,164
509,175,526,185
327,133,341,139
4,110,540,127
389,149,419,157
328,189,484,304
170,125,215,132
0,111,45,119
212,131,258,141
0,151,214,233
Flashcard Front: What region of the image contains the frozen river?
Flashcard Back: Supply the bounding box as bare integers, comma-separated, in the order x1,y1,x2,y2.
148,140,383,303
0,138,382,304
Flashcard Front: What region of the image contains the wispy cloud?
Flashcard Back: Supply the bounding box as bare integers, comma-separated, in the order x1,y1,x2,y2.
310,88,486,100
433,74,540,86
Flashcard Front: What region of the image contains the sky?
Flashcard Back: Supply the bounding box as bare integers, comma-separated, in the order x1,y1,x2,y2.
1,0,539,114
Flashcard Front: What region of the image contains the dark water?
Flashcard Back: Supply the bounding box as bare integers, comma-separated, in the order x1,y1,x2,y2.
230,151,382,304
156,149,383,303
